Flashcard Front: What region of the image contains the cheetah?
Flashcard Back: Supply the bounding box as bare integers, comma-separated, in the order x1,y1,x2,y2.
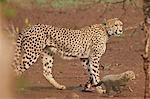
94,71,135,96
12,18,123,93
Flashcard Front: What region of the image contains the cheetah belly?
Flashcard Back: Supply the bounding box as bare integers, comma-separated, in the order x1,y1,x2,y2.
59,47,90,60
49,45,90,60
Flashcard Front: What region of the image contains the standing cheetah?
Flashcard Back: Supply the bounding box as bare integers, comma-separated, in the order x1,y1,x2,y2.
12,18,123,93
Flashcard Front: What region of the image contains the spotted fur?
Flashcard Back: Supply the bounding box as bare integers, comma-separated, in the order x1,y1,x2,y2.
12,18,123,91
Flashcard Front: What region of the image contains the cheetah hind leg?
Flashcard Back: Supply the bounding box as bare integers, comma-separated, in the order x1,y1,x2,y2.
42,49,66,90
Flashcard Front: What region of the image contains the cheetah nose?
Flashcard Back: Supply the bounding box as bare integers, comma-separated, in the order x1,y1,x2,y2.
119,30,122,32
132,76,136,80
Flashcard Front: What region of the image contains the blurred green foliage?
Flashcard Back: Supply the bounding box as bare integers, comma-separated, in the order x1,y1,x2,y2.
36,0,47,5
50,0,97,9
16,76,30,90
96,0,133,3
0,0,16,18
0,0,142,9
51,0,82,8
50,0,142,9
3,7,16,18
95,0,114,3
0,0,7,3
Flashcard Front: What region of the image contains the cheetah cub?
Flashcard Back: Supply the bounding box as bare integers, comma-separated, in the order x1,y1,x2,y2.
95,71,135,97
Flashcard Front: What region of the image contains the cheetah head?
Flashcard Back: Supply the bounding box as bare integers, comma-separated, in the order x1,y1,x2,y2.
122,71,136,81
103,18,123,37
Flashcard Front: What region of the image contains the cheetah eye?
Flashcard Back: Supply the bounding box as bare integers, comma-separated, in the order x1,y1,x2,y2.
115,24,117,26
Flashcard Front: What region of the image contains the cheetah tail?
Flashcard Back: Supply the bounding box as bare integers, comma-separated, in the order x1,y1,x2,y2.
12,33,23,72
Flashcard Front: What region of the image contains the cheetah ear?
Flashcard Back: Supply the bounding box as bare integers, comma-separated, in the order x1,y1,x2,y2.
102,19,107,26
114,18,119,20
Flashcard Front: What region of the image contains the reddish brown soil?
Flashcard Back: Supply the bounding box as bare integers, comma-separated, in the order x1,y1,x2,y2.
4,2,144,99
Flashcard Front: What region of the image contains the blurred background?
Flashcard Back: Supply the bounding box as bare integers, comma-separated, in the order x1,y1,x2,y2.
0,0,144,99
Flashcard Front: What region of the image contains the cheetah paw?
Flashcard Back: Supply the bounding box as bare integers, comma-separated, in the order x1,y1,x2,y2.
82,87,95,92
57,85,66,90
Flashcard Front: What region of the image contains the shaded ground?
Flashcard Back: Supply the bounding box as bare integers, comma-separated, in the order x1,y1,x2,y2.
3,2,144,99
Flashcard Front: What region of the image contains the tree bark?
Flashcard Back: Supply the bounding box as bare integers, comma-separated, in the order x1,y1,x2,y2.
142,0,150,99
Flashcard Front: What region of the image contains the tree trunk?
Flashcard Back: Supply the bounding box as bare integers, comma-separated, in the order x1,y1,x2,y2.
142,0,150,99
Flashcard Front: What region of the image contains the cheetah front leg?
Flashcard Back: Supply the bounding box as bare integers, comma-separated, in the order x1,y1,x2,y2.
88,56,106,94
81,56,104,93
80,58,94,91
42,49,66,90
